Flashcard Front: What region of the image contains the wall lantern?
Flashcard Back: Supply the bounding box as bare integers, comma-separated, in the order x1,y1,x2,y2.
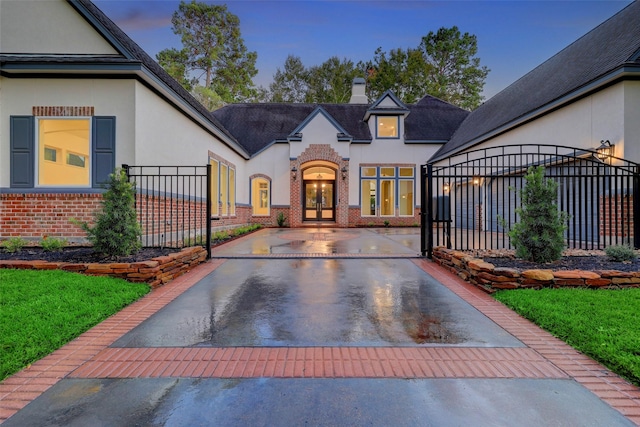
596,139,614,161
291,166,298,180
443,182,450,193
472,176,481,186
341,166,348,180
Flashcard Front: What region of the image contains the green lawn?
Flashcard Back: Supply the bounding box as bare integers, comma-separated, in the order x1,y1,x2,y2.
0,269,149,380
494,287,640,386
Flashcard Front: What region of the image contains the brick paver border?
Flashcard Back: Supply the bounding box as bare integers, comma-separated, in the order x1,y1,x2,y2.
2,255,640,425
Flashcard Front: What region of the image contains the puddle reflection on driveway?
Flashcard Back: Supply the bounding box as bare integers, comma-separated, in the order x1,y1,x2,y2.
113,259,521,348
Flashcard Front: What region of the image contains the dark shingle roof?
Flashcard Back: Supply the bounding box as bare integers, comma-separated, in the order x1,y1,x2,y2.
431,1,640,162
406,96,470,141
212,96,469,157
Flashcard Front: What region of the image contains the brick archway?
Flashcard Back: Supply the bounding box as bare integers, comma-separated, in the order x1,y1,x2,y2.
290,144,349,227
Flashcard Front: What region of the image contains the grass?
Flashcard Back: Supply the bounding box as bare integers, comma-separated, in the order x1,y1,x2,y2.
494,288,640,386
0,269,150,381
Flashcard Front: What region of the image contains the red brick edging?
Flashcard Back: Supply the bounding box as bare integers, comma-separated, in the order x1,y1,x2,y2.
0,246,208,288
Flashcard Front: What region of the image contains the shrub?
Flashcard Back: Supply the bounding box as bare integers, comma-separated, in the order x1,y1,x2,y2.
276,212,286,227
1,237,27,253
505,166,568,263
605,245,638,262
40,236,67,252
74,168,141,257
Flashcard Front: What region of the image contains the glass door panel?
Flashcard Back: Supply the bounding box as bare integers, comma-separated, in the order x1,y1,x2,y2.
303,180,335,221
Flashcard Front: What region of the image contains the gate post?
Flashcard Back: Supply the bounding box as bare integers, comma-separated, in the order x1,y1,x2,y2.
634,166,640,249
206,163,212,259
421,164,434,258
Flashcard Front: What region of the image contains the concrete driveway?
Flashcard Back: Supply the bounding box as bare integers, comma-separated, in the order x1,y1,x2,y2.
1,228,638,426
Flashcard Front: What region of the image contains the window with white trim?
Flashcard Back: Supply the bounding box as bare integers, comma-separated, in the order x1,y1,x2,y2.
359,166,415,217
251,177,270,216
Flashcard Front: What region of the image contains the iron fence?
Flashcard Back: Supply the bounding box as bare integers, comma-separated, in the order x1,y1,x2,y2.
122,164,211,259
421,144,640,257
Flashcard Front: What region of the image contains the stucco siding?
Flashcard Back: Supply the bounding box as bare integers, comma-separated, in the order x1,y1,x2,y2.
289,114,350,160
437,83,626,165
0,0,118,55
0,78,135,188
623,81,640,164
133,82,248,204
246,144,290,206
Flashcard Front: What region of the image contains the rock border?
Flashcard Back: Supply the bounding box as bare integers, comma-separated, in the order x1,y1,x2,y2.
0,246,208,288
433,247,640,293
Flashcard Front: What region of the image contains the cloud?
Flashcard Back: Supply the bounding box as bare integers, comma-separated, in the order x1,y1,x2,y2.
116,9,172,31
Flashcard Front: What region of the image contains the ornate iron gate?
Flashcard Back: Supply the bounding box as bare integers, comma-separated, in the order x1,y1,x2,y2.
421,144,640,257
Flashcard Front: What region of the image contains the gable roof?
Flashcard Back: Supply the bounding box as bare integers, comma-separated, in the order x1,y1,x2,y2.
0,0,248,158
430,1,640,162
212,94,469,156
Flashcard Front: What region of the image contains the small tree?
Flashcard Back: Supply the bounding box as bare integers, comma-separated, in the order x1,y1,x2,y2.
77,169,141,257
508,166,567,263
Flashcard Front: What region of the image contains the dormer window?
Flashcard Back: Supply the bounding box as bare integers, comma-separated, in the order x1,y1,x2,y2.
377,116,399,138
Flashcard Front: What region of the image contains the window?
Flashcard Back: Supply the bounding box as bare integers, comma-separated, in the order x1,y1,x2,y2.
377,116,399,138
10,115,115,189
399,180,414,216
399,167,414,216
380,179,395,216
210,159,219,216
220,164,228,215
210,157,235,217
44,147,58,162
251,178,270,216
229,168,236,216
359,166,415,217
361,179,376,216
38,119,90,186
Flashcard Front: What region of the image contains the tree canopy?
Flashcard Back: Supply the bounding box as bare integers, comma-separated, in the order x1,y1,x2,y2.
268,26,489,109
155,5,489,110
268,55,361,103
157,0,258,109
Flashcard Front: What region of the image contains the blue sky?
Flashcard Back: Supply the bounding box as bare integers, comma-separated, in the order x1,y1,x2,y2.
94,0,632,101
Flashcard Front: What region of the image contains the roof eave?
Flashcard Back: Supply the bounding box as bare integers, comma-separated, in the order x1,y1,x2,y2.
1,60,250,159
429,65,640,164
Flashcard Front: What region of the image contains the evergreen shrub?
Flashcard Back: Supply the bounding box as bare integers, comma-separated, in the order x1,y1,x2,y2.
74,169,141,257
505,166,567,263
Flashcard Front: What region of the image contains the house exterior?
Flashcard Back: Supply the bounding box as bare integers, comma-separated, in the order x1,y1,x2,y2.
0,0,468,241
2,0,639,245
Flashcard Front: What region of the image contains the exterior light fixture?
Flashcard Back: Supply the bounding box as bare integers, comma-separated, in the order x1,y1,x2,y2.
596,140,614,161
443,182,450,193
473,177,481,185
291,166,298,180
341,166,348,180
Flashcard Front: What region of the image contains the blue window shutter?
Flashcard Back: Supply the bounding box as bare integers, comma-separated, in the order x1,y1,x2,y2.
92,116,116,188
10,116,34,188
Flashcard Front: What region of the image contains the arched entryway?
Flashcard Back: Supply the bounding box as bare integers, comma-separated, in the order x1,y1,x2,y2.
289,145,349,227
302,164,336,222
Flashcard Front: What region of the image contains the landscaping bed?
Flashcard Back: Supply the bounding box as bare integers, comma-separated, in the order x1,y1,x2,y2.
433,247,640,292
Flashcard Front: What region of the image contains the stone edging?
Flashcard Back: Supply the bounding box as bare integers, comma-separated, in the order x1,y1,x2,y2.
0,246,208,288
433,247,640,293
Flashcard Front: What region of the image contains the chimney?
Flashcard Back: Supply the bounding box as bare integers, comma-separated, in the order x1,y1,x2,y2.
349,77,367,104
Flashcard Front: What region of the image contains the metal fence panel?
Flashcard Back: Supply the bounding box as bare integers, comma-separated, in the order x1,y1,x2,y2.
123,164,211,259
422,145,640,257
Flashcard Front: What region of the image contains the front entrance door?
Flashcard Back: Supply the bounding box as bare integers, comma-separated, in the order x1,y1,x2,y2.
304,180,334,221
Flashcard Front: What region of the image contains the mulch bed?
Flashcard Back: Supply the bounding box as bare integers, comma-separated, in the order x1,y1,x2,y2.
0,247,175,264
484,255,640,273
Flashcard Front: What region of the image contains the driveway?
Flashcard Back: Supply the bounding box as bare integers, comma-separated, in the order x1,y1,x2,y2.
1,228,638,426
